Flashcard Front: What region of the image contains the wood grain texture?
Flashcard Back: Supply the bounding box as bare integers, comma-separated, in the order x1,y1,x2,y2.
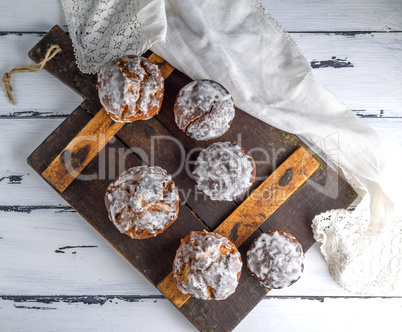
292,32,402,118
148,53,175,78
29,108,207,286
27,26,97,99
42,109,123,192
2,1,401,331
109,112,239,229
0,207,358,297
24,26,356,331
215,146,319,247
158,146,320,308
157,272,192,308
32,26,176,193
1,0,401,32
0,33,83,117
2,33,401,118
2,296,401,332
26,103,267,331
2,117,401,208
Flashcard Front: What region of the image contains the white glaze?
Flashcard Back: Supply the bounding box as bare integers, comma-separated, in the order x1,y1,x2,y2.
173,232,242,300
106,166,179,236
98,56,163,122
247,231,304,289
174,80,235,140
193,141,255,201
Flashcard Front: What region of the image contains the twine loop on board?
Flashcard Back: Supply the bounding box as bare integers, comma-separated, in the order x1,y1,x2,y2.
2,45,62,105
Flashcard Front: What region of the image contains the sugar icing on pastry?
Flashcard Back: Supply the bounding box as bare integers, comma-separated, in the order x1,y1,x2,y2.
105,166,179,239
173,231,242,300
98,55,164,123
247,230,304,289
193,141,255,200
174,80,235,140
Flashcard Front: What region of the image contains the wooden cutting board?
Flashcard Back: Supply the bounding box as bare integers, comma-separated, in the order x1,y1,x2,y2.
27,26,357,332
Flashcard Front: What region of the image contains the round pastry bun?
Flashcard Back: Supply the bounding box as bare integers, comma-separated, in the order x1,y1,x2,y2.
192,141,256,201
174,79,235,140
105,166,179,239
98,55,164,123
173,231,242,300
247,230,304,289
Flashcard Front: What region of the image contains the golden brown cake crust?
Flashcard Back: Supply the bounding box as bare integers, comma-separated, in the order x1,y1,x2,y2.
173,231,242,300
105,166,179,240
98,55,164,123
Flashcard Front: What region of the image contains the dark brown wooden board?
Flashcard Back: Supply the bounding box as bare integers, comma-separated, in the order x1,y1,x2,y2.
27,26,357,332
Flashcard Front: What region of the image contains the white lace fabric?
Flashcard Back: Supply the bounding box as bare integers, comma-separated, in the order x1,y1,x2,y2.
313,195,402,295
61,0,167,74
61,0,402,295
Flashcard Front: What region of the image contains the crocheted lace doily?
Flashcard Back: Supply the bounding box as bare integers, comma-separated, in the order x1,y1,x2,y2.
61,0,167,74
313,194,402,295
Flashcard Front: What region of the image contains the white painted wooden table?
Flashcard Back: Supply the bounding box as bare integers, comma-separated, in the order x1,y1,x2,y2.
1,1,401,331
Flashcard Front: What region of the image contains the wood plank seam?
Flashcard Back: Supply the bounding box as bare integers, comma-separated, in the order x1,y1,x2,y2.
77,100,214,234
42,109,124,192
38,47,175,192
25,25,358,332
157,146,320,308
